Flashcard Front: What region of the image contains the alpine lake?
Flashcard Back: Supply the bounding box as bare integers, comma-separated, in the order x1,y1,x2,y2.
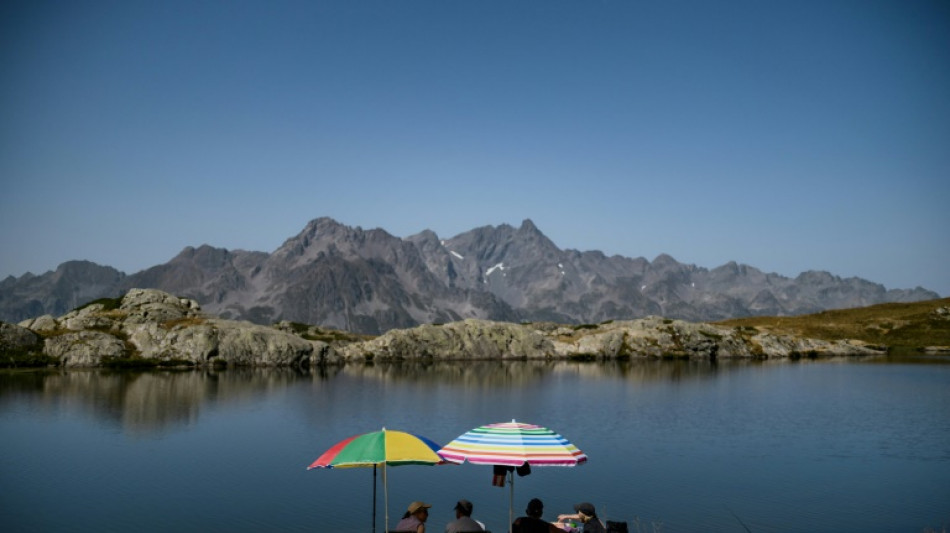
2,355,948,532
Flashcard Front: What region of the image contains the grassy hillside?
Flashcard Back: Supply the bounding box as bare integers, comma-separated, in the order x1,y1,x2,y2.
716,297,950,354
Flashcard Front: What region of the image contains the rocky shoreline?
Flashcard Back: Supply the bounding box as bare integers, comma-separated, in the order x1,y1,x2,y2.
1,289,888,368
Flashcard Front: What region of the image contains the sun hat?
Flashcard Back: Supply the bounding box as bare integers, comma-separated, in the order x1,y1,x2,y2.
408,501,432,514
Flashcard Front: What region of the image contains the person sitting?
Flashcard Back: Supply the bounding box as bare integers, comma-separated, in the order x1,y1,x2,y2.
512,498,563,533
445,499,485,532
556,502,605,533
395,501,432,533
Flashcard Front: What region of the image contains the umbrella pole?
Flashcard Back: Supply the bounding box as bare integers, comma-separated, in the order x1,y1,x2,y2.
373,464,377,533
383,462,389,532
509,471,514,533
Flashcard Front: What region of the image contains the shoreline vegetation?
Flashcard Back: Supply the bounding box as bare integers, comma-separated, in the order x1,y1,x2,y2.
715,298,950,357
1,289,948,369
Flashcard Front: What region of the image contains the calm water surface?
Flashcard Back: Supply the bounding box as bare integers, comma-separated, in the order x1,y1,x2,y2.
1,358,948,532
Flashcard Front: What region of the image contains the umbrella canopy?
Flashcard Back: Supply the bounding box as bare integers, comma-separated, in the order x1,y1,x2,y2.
438,420,587,466
438,420,587,533
308,428,444,532
308,428,444,468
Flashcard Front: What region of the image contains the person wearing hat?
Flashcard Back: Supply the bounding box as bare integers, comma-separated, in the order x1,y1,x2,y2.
556,502,605,533
445,499,485,532
395,501,432,533
512,498,562,533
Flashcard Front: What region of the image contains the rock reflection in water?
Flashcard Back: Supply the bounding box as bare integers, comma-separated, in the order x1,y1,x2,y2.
0,367,329,435
341,358,777,385
0,360,781,435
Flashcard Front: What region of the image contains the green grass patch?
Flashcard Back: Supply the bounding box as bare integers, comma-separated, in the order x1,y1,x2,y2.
0,347,59,368
281,321,374,343
75,296,123,312
101,355,160,369
567,353,598,361
698,330,723,341
157,359,196,367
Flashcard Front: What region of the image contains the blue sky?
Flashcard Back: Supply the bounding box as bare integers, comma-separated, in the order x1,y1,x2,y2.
2,0,948,297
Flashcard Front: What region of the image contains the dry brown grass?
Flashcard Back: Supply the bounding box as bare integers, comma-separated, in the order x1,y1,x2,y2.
160,316,208,330
716,297,950,353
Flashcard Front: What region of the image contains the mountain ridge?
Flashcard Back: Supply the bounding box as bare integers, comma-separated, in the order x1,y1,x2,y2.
1,217,939,334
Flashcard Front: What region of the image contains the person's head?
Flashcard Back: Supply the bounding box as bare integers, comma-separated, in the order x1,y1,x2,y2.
574,502,596,522
526,498,544,519
454,499,473,518
407,501,431,522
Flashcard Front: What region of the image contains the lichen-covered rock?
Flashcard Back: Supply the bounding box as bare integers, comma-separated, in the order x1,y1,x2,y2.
339,315,886,362
18,314,59,332
62,304,117,331
212,320,314,366
125,318,316,367
127,321,220,364
44,330,127,367
8,289,323,367
120,288,201,325
309,340,341,365
1,322,42,351
341,319,553,361
750,333,884,358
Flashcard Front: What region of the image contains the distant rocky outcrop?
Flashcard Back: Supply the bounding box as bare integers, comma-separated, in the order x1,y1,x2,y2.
0,217,940,334
9,289,339,368
1,288,887,368
338,317,885,362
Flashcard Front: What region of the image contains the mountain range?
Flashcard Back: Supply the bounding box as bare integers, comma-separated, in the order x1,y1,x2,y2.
1,217,939,334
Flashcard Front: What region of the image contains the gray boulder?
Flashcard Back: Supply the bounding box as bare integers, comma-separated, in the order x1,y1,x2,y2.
1,322,42,352
10,288,335,368
44,330,127,367
18,314,59,332
342,319,552,361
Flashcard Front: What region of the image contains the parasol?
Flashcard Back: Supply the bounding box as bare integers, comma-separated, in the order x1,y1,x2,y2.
308,427,444,532
438,419,587,532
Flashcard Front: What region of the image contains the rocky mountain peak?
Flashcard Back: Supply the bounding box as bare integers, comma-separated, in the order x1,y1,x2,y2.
0,217,941,334
171,245,234,269
651,253,679,269
518,218,540,234
272,217,360,266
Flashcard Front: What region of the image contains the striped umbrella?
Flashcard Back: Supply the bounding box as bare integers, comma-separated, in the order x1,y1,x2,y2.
308,428,444,532
438,420,587,531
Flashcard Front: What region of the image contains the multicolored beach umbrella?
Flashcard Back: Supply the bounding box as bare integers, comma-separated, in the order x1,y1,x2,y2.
438,420,587,531
308,428,444,532
438,419,588,466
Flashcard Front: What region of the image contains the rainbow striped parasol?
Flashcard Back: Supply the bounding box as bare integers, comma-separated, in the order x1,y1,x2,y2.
438,420,587,466
438,420,587,531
